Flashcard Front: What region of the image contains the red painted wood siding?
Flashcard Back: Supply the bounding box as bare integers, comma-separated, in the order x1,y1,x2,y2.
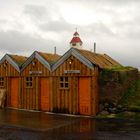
79,77,91,115
11,78,19,108
40,78,50,111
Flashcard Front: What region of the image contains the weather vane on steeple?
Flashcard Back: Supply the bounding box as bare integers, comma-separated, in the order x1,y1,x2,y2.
75,27,77,32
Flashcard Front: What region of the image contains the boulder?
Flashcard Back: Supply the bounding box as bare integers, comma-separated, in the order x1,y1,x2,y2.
100,110,109,115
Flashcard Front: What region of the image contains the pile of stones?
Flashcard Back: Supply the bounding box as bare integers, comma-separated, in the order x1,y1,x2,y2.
99,102,127,115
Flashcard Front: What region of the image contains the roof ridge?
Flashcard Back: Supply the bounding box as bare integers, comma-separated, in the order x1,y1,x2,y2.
75,48,122,68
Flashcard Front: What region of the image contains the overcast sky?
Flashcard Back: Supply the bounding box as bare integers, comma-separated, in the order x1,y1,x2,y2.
0,0,140,69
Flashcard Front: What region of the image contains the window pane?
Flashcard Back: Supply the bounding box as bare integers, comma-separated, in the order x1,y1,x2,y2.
60,83,63,88
65,77,68,82
26,83,29,87
59,77,69,89
0,77,4,87
29,77,32,81
26,77,33,88
65,83,68,88
60,77,63,81
30,82,32,87
26,77,29,81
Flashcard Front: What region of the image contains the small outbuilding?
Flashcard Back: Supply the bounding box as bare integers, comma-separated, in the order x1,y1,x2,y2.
20,51,60,111
51,47,121,116
0,54,27,108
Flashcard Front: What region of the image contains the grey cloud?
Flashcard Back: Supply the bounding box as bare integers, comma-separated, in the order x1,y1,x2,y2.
39,18,74,32
23,3,60,23
24,5,48,21
102,0,140,5
63,0,140,5
0,30,60,55
0,19,7,24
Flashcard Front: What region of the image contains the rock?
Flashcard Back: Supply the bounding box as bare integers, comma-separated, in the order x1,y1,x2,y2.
112,102,117,107
108,107,117,113
122,107,127,112
104,107,108,111
100,110,109,115
104,102,109,108
109,102,116,108
117,104,122,109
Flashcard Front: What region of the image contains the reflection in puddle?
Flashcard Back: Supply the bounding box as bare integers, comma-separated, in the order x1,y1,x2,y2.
1,109,140,140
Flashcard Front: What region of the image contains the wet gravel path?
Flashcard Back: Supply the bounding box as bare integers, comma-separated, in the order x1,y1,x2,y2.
0,109,140,140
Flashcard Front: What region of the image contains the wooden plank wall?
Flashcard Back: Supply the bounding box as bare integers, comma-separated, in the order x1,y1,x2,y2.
20,58,51,110
52,55,99,115
0,55,99,116
0,60,20,107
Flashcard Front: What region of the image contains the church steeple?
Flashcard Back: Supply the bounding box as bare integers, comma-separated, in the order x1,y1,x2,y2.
70,30,83,49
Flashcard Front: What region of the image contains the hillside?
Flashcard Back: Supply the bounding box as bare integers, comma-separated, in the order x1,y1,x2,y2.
119,76,140,111
97,73,140,119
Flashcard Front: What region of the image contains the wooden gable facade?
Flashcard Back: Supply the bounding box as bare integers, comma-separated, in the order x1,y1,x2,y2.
52,48,99,116
0,54,27,108
20,51,60,111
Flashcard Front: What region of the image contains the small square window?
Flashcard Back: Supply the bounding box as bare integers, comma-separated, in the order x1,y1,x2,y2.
59,77,69,89
0,77,4,87
25,77,33,88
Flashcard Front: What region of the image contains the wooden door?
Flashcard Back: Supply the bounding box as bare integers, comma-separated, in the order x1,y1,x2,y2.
11,78,19,108
79,77,91,115
40,78,50,111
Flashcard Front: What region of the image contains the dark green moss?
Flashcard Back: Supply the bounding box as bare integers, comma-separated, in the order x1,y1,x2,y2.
119,78,140,107
99,66,136,84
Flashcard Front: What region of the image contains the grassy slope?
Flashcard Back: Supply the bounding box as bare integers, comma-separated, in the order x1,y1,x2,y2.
115,76,140,120
119,77,140,110
96,76,140,120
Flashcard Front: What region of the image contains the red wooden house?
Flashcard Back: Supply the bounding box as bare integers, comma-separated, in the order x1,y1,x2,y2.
20,51,60,111
51,47,121,116
0,54,27,108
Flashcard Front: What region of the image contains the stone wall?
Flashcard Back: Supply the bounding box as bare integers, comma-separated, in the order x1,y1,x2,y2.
99,67,139,113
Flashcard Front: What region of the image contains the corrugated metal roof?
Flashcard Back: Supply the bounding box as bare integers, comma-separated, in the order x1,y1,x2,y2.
76,49,122,69
37,52,61,65
9,55,27,67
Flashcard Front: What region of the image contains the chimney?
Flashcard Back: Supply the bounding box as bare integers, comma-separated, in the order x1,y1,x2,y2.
54,46,56,54
94,42,96,53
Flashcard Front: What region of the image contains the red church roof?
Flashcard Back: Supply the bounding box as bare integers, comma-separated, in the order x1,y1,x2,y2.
70,37,83,43
70,32,83,43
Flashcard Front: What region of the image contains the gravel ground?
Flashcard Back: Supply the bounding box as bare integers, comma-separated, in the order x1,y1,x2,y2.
1,109,140,140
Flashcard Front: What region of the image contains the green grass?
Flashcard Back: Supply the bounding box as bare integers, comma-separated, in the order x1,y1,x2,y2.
119,78,140,110
115,112,140,120
97,76,140,120
103,66,135,72
100,66,137,84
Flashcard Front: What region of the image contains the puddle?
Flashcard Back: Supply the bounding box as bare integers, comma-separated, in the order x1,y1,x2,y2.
0,109,140,140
